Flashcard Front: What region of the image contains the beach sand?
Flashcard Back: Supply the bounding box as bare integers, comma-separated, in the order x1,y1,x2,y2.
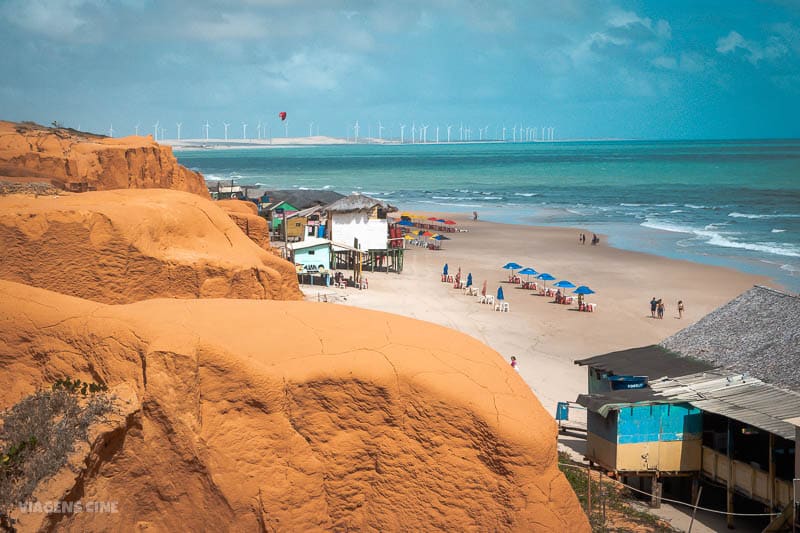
307,213,768,432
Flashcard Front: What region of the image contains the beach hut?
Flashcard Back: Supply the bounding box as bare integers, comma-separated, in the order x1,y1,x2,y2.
326,193,396,251
287,237,332,271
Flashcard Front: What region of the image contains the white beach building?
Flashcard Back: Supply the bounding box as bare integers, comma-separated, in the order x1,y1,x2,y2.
325,193,394,251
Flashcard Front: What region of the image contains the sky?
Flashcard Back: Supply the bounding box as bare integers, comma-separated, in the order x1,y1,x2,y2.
1,0,799,140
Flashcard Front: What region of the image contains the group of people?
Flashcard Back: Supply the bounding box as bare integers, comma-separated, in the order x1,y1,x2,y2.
578,233,600,245
650,297,684,319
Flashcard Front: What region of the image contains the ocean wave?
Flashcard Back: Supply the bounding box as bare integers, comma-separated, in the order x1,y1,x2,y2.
514,192,538,197
483,196,503,200
670,210,685,213
728,212,800,219
620,203,642,207
684,204,707,209
417,200,481,208
322,185,332,190
204,174,226,181
655,203,677,207
642,219,800,258
780,263,800,273
772,228,787,233
431,195,477,200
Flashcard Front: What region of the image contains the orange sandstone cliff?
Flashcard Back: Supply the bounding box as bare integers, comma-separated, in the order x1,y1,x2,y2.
0,189,301,302
0,280,589,532
0,121,208,197
216,198,272,251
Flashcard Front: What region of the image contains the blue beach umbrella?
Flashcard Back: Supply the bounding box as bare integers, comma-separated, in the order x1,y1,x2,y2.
554,280,576,290
398,219,414,226
503,262,523,270
443,263,449,276
536,272,555,290
518,267,538,280
573,286,596,295
497,286,505,301
466,273,473,287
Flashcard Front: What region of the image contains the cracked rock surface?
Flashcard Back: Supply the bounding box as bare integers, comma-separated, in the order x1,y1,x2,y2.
0,189,302,303
0,281,589,532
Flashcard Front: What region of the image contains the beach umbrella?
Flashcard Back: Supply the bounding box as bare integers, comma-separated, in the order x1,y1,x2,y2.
496,286,505,301
536,272,555,290
400,212,413,218
427,217,438,221
573,286,595,295
502,262,523,271
444,219,457,225
518,267,538,280
481,280,487,297
403,234,414,240
398,219,414,226
436,218,446,223
466,273,473,287
554,280,576,290
422,231,433,237
443,263,449,276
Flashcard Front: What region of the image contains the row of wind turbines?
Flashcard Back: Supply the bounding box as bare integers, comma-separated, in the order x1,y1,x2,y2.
106,121,555,143
349,121,556,144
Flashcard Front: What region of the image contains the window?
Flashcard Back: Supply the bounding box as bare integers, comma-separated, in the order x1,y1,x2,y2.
308,250,315,255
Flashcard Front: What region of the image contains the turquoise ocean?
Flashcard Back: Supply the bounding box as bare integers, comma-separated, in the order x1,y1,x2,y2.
176,140,800,291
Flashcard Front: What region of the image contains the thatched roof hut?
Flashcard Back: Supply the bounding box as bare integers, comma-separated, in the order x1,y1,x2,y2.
325,193,396,214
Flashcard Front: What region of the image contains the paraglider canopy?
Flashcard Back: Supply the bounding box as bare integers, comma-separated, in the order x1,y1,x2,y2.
279,111,287,121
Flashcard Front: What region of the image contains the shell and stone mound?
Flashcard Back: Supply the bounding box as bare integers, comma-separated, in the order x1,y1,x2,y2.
0,281,589,532
0,189,301,303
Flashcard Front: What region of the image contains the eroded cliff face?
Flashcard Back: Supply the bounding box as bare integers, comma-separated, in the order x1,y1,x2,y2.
0,281,589,532
0,121,208,197
0,189,301,303
216,199,271,251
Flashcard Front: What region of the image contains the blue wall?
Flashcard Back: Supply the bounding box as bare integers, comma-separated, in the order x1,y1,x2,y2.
617,403,701,444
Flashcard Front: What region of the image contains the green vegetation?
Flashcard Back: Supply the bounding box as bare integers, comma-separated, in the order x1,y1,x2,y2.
558,452,677,532
0,379,114,527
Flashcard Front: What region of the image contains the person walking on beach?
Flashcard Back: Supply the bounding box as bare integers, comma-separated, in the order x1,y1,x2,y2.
650,297,657,318
473,211,478,221
657,300,665,319
677,300,684,319
510,356,519,371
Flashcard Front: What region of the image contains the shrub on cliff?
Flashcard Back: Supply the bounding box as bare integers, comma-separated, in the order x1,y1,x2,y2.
0,380,114,524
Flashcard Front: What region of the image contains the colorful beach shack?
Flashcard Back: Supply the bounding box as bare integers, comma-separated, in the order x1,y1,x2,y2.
576,345,711,476
287,237,331,271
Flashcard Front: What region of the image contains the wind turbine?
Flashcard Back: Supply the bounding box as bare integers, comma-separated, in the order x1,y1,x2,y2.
377,121,385,141
459,122,463,142
153,120,159,141
435,125,439,143
223,122,230,141
478,126,483,141
399,124,406,144
502,125,506,141
108,123,114,138
176,122,182,141
447,125,452,143
242,122,247,140
203,121,211,141
309,122,314,137
257,121,262,140
354,120,359,143
411,122,416,144
421,124,429,143
512,125,517,143
134,123,140,136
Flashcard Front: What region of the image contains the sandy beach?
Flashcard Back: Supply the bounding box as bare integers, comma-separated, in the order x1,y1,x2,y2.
309,213,768,425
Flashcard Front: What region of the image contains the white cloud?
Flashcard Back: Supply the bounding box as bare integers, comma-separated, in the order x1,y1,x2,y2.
259,51,360,92
716,30,788,64
1,0,98,39
652,56,677,69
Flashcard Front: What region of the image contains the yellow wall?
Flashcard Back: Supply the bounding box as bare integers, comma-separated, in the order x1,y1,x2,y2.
587,434,701,472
